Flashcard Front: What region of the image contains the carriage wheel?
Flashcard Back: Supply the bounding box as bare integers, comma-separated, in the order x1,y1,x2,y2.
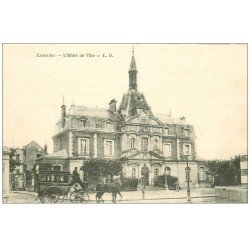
38,192,46,203
70,191,89,203
80,191,89,203
43,187,65,203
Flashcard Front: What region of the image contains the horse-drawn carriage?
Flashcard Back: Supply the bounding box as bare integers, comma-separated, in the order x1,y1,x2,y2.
36,170,122,203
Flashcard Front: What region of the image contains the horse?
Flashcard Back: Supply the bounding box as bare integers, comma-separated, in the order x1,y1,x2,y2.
95,181,122,203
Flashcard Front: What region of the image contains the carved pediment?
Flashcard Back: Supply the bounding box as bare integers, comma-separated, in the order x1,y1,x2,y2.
139,126,150,134
126,150,165,160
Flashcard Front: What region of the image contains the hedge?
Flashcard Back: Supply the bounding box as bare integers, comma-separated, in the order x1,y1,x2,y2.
121,177,138,191
154,175,179,189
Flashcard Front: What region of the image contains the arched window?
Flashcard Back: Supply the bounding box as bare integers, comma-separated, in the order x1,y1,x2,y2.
131,138,135,149
165,166,171,176
153,139,158,150
154,168,159,177
132,168,136,178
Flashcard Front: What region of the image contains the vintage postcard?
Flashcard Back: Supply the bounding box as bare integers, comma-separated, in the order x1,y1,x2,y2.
2,43,248,204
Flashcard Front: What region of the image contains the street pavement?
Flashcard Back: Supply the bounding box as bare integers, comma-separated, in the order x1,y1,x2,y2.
3,188,215,204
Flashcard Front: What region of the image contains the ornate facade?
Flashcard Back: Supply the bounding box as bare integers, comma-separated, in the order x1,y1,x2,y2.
38,51,205,188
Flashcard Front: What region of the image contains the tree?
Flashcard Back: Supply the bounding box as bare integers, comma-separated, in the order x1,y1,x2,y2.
206,156,241,186
9,148,22,172
81,159,123,181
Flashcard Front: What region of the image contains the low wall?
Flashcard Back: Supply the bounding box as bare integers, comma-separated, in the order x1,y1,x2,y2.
215,186,248,203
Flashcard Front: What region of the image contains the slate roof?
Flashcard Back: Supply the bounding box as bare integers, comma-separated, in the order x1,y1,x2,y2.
118,91,151,119
129,55,137,71
155,113,186,125
68,105,119,121
24,140,43,149
44,149,68,158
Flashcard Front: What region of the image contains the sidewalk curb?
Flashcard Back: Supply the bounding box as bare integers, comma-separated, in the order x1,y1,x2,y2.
63,195,215,202
10,191,215,202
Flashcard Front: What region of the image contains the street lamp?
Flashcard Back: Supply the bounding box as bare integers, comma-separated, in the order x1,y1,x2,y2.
141,165,147,199
184,151,191,202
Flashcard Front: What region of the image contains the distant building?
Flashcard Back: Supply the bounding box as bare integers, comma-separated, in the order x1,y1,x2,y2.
37,51,205,188
23,140,47,171
9,140,46,191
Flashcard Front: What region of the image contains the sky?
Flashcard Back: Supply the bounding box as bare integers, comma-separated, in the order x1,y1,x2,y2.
3,44,247,160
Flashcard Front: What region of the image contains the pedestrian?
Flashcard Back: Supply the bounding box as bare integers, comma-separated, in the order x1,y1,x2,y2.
71,167,84,189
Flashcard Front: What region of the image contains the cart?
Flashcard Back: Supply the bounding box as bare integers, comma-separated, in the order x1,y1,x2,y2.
37,170,90,203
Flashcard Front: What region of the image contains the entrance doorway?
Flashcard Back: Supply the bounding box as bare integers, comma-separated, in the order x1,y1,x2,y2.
141,166,149,186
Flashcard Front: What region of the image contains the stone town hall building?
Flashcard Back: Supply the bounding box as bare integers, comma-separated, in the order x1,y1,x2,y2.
37,51,206,187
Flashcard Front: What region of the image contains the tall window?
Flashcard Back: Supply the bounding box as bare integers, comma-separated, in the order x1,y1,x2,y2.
132,168,136,178
163,143,171,157
141,138,148,151
78,138,89,155
154,168,159,177
83,170,88,182
131,138,135,149
104,139,114,157
153,139,158,150
106,141,112,155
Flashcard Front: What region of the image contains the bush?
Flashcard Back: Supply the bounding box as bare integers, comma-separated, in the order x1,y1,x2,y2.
121,177,138,191
166,175,178,187
154,175,179,190
154,175,165,188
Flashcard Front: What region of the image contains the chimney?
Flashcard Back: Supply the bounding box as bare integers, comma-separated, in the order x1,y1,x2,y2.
61,96,66,129
180,116,186,123
44,144,48,155
109,99,117,113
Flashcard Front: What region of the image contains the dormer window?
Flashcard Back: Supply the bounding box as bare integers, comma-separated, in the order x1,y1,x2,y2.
106,122,113,131
164,127,169,135
95,119,101,128
80,120,86,128
183,128,189,137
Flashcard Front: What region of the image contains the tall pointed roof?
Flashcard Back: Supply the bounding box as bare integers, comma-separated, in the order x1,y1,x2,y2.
129,49,137,71
128,47,138,91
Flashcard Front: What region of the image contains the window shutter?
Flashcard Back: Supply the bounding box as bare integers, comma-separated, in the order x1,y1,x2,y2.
104,139,107,156
86,139,89,155
78,139,81,154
